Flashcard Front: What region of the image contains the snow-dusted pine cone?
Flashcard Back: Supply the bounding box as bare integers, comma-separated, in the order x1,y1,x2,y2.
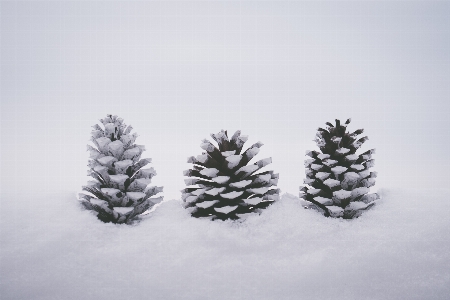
182,130,280,220
78,114,163,224
300,119,379,219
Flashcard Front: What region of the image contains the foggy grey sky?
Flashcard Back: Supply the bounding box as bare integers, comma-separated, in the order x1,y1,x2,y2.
1,1,449,200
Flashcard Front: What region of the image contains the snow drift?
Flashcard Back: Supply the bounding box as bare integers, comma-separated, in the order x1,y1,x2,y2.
1,188,449,300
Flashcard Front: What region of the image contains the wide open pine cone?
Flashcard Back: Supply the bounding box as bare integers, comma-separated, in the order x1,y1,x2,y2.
183,130,280,220
300,119,379,219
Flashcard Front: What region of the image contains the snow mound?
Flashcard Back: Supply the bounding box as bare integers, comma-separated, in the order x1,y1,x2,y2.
1,189,449,300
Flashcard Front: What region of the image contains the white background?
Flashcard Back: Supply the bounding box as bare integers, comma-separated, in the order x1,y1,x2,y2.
2,1,449,200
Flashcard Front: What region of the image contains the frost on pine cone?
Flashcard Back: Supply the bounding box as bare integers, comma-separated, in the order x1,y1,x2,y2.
182,130,280,220
300,119,379,219
78,114,163,224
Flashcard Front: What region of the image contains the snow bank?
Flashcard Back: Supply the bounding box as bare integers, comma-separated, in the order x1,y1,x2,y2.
1,189,449,300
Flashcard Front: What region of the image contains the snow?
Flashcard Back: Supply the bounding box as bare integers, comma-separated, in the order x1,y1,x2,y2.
191,188,206,196
258,174,272,182
331,166,348,175
344,172,360,181
200,141,215,152
107,140,125,158
199,168,219,178
205,187,226,196
313,196,333,206
350,187,370,200
317,154,330,160
220,191,244,199
214,205,238,214
89,199,107,206
365,160,376,168
315,172,330,181
236,135,249,146
322,159,338,167
323,178,341,188
303,178,315,184
361,178,376,187
244,197,263,205
307,188,321,195
305,150,315,157
332,190,352,205
122,147,141,161
345,201,372,212
221,150,236,157
114,159,133,173
119,134,136,147
247,187,270,195
196,200,218,209
345,154,359,162
310,164,323,171
350,164,365,171
359,170,370,179
1,188,450,300
96,137,111,152
226,154,242,168
128,178,151,192
235,164,259,175
91,130,103,139
126,192,146,202
245,146,260,160
361,193,380,204
256,157,272,168
101,188,120,196
229,180,252,189
195,154,208,163
97,156,117,167
304,158,315,167
109,174,129,189
331,137,342,143
336,147,350,154
327,205,344,217
113,207,134,214
341,172,360,189
94,165,107,174
184,195,198,203
138,167,156,179
212,176,230,184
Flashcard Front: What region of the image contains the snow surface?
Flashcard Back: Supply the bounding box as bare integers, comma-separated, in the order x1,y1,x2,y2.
1,189,449,300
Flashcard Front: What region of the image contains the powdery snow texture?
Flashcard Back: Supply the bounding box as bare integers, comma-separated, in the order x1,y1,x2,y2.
1,189,449,300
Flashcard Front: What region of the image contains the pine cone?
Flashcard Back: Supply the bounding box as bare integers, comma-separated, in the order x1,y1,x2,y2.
300,119,379,219
78,114,163,224
182,130,280,220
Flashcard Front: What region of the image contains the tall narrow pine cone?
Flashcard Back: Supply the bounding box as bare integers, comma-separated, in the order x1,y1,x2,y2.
183,130,280,220
78,114,163,224
300,119,379,219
